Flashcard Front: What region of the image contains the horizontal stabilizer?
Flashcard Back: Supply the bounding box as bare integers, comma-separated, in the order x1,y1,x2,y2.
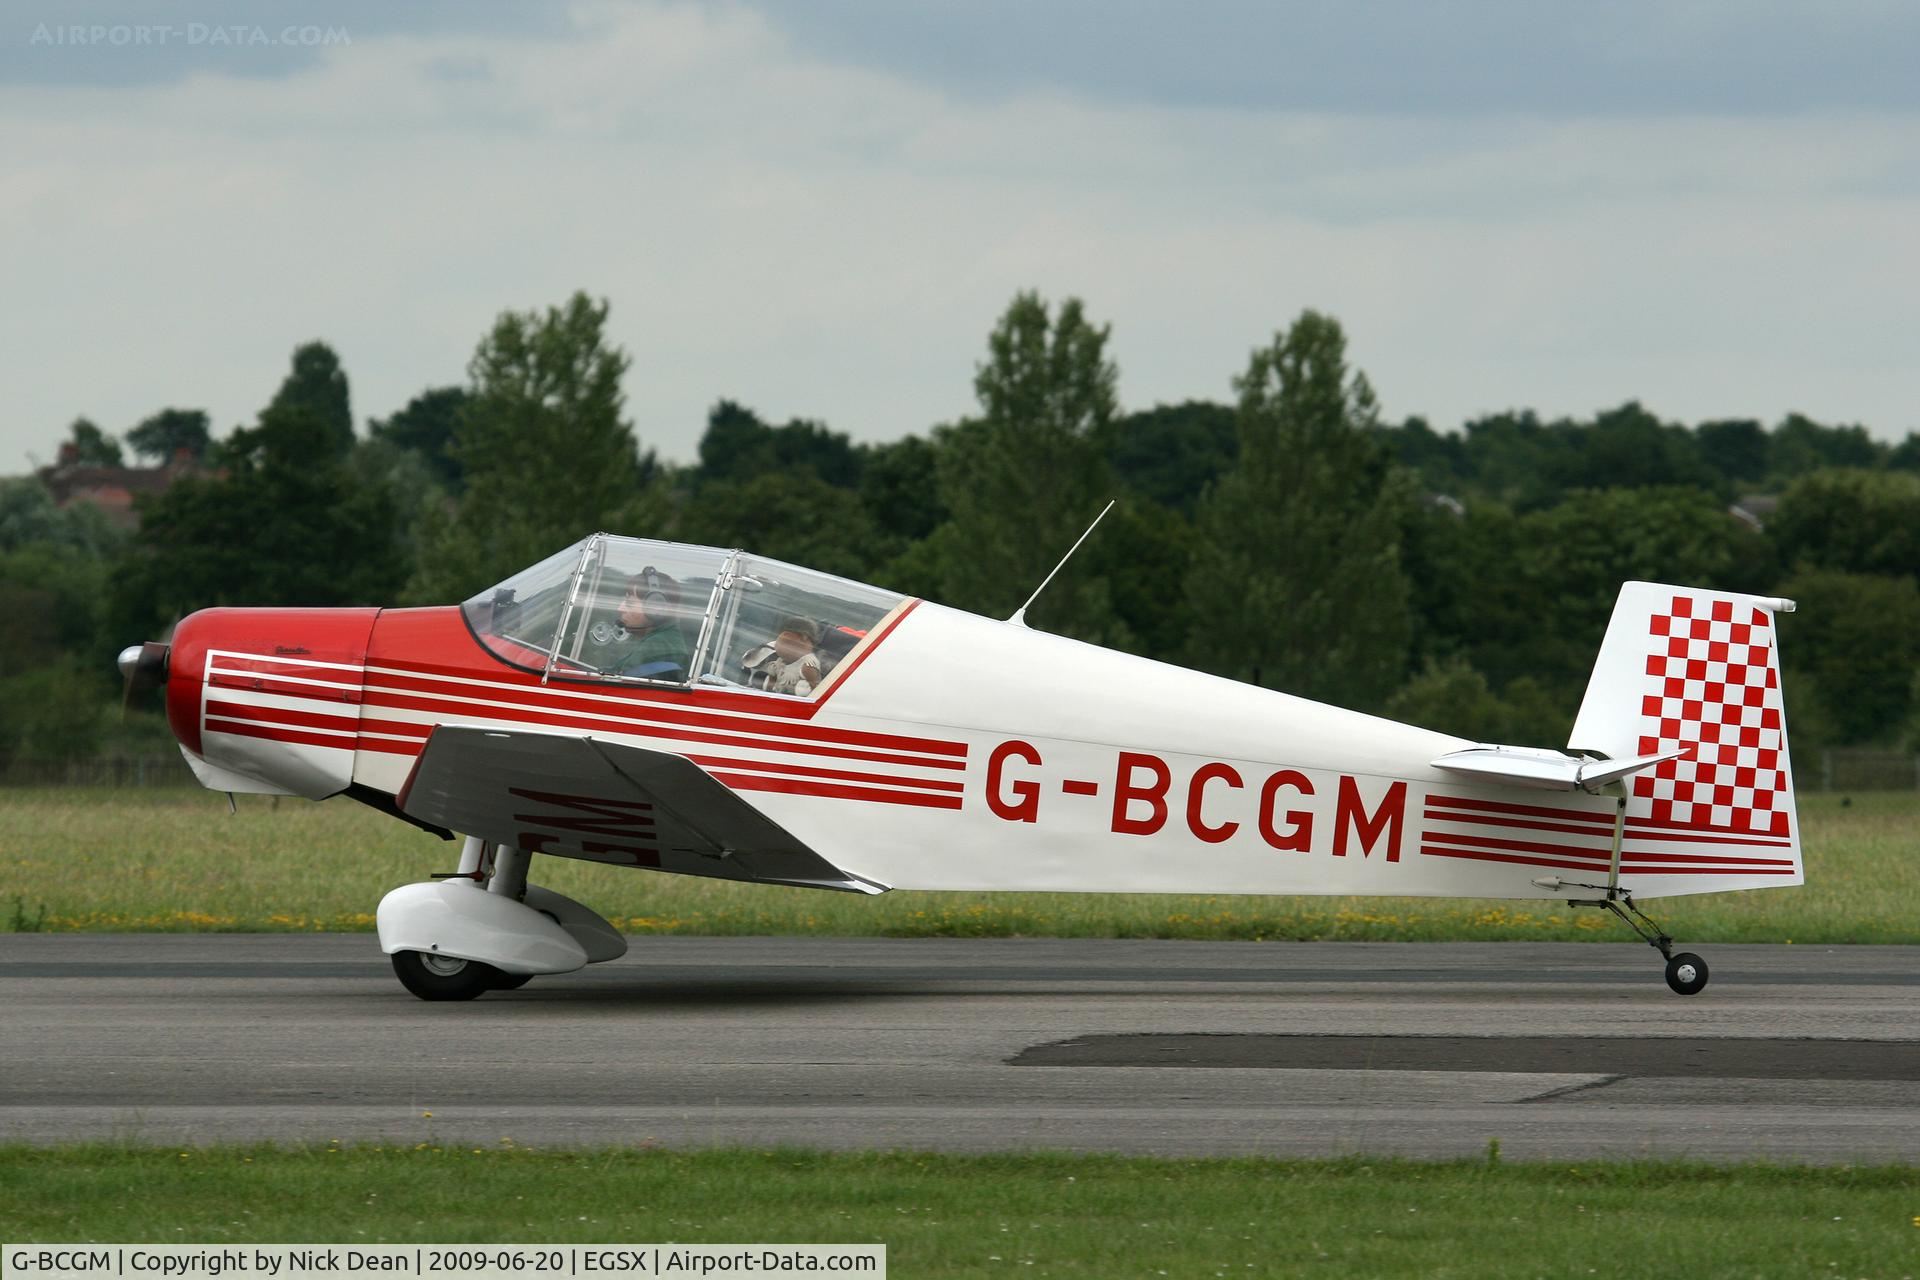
1432,744,1690,794
397,726,889,895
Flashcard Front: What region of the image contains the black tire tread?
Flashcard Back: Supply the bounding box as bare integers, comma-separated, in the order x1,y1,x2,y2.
391,950,500,1001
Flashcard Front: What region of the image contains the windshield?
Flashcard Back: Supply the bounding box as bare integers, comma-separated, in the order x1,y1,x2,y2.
463,535,908,695
460,539,592,671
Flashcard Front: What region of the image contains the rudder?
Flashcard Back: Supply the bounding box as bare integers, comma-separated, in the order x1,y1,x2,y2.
1569,582,1802,895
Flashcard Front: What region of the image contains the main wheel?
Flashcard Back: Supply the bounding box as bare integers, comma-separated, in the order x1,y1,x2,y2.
391,950,502,1001
488,971,534,991
1664,951,1709,996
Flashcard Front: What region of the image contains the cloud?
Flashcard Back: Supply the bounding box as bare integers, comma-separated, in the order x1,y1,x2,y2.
2,0,1916,477
763,0,1920,116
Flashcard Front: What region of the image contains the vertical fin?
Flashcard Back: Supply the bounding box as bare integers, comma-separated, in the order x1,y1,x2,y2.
1568,582,1802,894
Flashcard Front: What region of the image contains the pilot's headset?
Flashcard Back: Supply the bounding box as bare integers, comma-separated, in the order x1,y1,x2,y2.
631,566,678,623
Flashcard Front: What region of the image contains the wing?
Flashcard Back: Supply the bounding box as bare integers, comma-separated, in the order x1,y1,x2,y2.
396,725,888,894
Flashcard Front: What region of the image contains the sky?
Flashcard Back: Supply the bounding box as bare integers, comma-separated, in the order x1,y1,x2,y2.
3,0,1917,473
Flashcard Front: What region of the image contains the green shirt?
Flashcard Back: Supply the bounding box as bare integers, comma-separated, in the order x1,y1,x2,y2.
602,625,691,681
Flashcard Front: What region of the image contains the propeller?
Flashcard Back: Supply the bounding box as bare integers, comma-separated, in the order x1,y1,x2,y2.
117,641,171,720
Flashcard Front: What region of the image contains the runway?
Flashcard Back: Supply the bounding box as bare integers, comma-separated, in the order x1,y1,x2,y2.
3,935,1916,1162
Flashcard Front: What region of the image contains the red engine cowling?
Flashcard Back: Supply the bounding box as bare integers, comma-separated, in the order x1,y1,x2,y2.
166,607,380,797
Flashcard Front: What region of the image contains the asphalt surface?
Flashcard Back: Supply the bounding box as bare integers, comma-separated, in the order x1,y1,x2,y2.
2,935,1916,1162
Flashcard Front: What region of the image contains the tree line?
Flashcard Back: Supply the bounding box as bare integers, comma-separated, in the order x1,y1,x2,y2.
4,289,1918,768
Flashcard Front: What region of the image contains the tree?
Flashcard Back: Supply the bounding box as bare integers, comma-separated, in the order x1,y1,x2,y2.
369,387,471,491
1454,410,1570,510
0,477,121,555
1385,656,1519,742
1183,311,1413,708
264,341,354,458
1777,570,1920,743
61,418,123,468
115,400,405,634
1101,400,1238,514
1433,487,1760,706
1373,415,1466,496
1565,402,1713,493
1768,413,1881,480
676,472,880,582
924,292,1121,639
1890,433,1920,473
1695,418,1769,488
859,434,945,546
1771,469,1920,581
0,543,111,670
0,657,109,762
125,409,211,465
1095,498,1195,659
113,343,403,634
697,401,862,490
410,293,648,603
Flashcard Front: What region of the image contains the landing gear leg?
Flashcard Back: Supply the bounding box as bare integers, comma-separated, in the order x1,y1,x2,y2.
1569,890,1709,995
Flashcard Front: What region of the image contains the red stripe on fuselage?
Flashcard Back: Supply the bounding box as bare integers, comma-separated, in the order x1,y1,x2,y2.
1624,828,1794,849
205,699,359,735
682,753,965,793
1426,794,1616,827
1419,845,1795,875
1422,830,1795,868
205,718,356,751
1625,815,1795,843
363,663,967,759
358,685,965,771
1422,829,1612,860
1427,792,1795,847
207,655,367,680
1422,807,1623,841
207,671,364,704
709,770,966,810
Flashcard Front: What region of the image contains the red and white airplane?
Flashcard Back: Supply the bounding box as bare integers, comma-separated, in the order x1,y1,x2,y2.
119,533,1802,1000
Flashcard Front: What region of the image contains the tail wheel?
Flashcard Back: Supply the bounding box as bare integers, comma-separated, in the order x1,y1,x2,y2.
1664,951,1710,996
391,950,501,1001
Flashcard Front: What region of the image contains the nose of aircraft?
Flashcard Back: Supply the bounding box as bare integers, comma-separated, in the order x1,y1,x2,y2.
116,641,170,690
115,639,172,723
148,606,381,788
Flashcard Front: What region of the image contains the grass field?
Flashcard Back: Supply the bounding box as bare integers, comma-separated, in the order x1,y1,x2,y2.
1,1146,1916,1278
0,788,1913,942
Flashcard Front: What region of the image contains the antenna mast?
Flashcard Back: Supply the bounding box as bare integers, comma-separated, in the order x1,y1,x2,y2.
1008,500,1116,628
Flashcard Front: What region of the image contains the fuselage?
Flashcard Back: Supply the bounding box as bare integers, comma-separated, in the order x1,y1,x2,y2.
161,598,1799,900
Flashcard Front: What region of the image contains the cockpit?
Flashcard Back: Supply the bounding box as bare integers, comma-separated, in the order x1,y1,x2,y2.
461,534,910,697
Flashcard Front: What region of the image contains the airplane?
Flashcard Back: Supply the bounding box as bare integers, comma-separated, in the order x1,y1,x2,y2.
117,530,1802,1001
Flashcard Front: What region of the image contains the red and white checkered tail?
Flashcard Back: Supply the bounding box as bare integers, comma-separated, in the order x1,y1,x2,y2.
1568,582,1802,898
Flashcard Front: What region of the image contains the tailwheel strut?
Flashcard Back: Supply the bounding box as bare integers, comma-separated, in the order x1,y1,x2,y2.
1569,890,1709,995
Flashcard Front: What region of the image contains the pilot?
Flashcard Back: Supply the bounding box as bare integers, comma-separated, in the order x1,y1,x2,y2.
596,567,693,681
741,615,824,696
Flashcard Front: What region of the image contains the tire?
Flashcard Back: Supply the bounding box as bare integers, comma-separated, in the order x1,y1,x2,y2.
391,949,501,1001
488,971,535,991
1664,951,1709,996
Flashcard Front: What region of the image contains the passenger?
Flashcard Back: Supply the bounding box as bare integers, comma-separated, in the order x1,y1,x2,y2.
601,567,692,681
742,615,824,696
